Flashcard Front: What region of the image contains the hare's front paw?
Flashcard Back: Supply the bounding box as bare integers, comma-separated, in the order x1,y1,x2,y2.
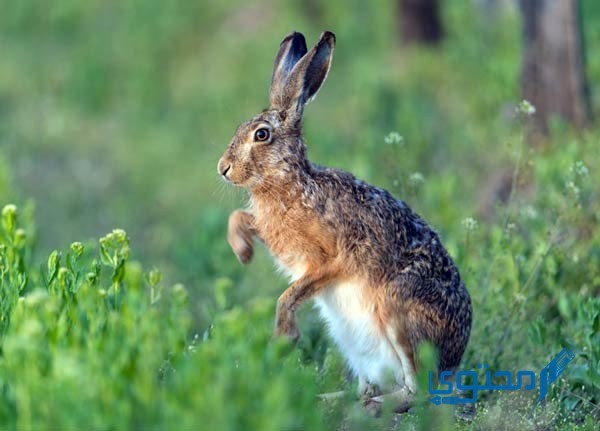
229,231,254,264
274,317,301,342
274,301,301,342
227,210,255,264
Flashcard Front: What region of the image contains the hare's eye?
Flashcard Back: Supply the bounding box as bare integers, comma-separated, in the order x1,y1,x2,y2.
254,128,270,142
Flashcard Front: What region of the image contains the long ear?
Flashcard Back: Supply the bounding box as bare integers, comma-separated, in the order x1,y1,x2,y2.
269,32,307,109
271,31,335,121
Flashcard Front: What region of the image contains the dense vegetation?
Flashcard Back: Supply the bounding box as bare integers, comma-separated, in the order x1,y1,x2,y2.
0,1,599,429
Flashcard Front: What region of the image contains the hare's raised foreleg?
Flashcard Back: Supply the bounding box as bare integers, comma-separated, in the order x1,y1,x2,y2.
227,210,258,264
275,269,338,341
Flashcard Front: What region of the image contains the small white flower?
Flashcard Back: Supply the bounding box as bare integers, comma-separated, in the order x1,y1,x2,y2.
516,99,536,116
461,217,478,231
408,172,426,187
384,131,403,145
566,180,580,197
570,161,588,177
521,205,538,219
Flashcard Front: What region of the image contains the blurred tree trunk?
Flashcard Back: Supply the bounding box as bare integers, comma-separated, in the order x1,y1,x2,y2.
519,0,591,136
398,0,443,45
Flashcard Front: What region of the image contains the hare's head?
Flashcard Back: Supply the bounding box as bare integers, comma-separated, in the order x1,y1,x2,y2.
218,31,335,189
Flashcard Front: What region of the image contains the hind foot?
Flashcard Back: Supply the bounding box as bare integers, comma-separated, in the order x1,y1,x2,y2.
365,386,414,416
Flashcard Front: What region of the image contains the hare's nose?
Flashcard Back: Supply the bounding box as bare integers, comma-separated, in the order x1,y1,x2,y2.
218,158,231,177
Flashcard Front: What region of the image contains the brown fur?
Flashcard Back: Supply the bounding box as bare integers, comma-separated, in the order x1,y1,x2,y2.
218,31,472,391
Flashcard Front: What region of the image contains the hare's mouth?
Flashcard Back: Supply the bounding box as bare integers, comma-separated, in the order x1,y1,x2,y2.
217,159,251,187
218,170,244,187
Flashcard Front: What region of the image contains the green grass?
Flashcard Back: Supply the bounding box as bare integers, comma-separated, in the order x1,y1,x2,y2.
0,0,599,429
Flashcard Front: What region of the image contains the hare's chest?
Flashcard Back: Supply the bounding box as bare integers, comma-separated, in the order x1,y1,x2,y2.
253,201,335,263
274,258,308,282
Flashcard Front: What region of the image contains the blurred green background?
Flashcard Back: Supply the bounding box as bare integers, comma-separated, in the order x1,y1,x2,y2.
0,0,532,308
1,1,599,429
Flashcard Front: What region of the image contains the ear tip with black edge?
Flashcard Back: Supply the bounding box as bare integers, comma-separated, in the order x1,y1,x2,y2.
281,31,306,45
320,31,336,46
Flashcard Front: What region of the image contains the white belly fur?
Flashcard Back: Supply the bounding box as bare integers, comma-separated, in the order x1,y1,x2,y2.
276,259,412,392
314,280,408,392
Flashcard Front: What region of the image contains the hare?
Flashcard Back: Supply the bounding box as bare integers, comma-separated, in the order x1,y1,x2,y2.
217,31,472,411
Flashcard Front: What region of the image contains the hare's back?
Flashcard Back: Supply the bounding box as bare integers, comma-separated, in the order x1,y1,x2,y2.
310,166,437,264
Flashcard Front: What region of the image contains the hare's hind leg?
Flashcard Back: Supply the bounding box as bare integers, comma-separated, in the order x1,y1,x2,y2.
364,386,415,415
360,331,417,415
358,376,381,399
227,210,257,264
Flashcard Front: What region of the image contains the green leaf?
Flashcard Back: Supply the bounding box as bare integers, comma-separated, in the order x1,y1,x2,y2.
47,250,60,284
558,292,570,319
112,258,126,284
